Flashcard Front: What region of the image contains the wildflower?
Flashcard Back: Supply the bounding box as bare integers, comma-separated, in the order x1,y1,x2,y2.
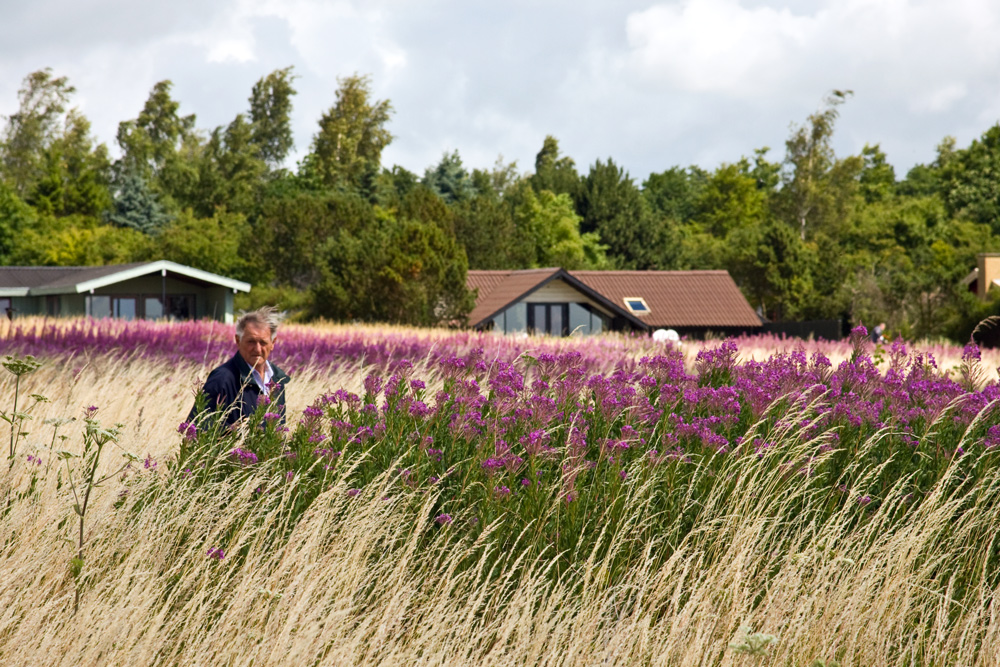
143,454,157,470
207,547,225,560
228,448,259,466
347,488,361,497
85,405,99,418
263,412,282,423
435,513,453,525
176,421,197,440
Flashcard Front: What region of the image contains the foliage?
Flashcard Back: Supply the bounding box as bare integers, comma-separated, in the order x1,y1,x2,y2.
310,214,475,326
248,66,298,170
105,169,170,234
1,72,1000,341
577,158,664,269
307,74,393,194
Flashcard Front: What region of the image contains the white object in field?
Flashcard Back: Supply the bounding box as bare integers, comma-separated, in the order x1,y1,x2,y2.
653,328,680,342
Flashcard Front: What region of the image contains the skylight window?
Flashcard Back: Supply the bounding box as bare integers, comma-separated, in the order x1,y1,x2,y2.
624,297,650,314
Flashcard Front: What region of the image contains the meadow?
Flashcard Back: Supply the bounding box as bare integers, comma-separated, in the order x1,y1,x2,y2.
2,317,1000,666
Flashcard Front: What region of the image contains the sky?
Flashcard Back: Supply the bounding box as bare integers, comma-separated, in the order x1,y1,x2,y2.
2,0,999,183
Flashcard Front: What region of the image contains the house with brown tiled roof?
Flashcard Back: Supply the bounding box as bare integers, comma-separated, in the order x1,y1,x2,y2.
467,268,761,337
0,261,250,322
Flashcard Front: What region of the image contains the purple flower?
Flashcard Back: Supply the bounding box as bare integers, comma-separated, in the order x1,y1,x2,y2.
347,488,361,497
435,513,453,525
228,448,259,466
207,547,225,560
176,421,197,440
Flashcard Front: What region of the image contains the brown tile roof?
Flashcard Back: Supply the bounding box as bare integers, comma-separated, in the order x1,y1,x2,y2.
466,269,761,330
466,268,561,326
571,270,761,328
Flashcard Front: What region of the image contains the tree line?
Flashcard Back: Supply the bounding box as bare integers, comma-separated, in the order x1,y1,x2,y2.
1,69,998,340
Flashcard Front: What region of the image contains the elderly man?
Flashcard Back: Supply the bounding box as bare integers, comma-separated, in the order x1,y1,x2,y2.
189,306,290,426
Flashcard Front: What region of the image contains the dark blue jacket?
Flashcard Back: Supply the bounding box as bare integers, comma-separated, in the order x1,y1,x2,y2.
188,352,290,426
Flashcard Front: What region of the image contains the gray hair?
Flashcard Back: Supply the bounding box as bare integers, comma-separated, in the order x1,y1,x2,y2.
236,305,285,341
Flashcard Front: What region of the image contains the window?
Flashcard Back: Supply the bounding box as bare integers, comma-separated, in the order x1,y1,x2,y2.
569,303,607,335
624,297,650,314
87,295,111,318
142,294,196,320
144,297,164,319
113,297,137,320
527,303,569,336
166,295,195,320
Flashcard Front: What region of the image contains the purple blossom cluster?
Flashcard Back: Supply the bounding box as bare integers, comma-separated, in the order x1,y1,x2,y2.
275,334,1000,520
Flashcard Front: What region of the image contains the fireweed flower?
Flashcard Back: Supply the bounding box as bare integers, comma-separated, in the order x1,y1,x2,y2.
176,421,197,440
207,547,225,560
263,412,282,423
85,405,99,418
435,513,453,525
143,454,157,470
347,488,361,497
228,448,259,466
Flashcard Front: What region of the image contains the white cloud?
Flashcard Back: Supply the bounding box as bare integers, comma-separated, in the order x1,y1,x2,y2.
625,0,813,96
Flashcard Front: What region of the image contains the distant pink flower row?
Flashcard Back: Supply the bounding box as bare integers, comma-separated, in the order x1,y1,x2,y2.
0,317,988,377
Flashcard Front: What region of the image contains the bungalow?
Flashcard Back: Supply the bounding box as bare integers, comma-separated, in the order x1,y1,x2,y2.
0,261,250,323
467,268,761,338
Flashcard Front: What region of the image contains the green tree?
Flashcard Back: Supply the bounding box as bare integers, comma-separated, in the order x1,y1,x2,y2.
513,188,607,269
249,66,297,169
256,189,377,289
643,166,708,223
577,158,663,269
693,161,766,238
452,193,519,269
193,114,266,216
28,110,112,218
937,124,1000,233
154,208,252,282
530,135,580,198
308,74,393,193
424,150,475,204
858,143,896,204
105,169,170,235
0,69,77,197
729,219,815,321
777,90,862,241
116,80,197,180
0,182,36,262
311,215,474,325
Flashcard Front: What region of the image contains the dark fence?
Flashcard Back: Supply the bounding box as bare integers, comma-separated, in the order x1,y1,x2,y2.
762,319,845,342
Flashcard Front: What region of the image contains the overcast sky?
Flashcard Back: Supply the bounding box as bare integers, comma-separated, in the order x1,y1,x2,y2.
2,0,999,182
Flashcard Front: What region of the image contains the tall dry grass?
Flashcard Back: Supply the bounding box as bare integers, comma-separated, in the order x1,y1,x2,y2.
1,334,999,665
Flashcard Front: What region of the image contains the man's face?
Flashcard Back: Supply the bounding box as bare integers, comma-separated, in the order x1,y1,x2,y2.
236,322,274,373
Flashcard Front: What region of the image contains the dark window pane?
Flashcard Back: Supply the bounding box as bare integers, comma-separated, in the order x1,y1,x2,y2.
505,303,526,333
114,297,137,320
88,296,111,318
550,305,563,336
144,297,164,319
167,295,194,320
